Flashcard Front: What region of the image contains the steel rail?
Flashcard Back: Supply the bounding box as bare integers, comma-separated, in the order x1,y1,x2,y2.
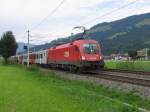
103,69,150,76
90,73,150,87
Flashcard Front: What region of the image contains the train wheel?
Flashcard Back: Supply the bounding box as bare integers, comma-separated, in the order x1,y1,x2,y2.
70,66,78,73
77,68,83,73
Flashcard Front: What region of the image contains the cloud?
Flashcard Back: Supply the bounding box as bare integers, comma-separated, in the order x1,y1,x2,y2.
0,0,150,44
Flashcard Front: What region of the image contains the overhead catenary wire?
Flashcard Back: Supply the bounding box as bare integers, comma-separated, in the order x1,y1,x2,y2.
29,0,140,46
16,0,66,41
29,33,65,43
30,0,66,31
18,0,140,46
23,0,66,65
81,0,139,26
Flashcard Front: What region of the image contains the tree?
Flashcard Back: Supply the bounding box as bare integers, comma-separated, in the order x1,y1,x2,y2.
128,50,137,59
0,31,18,63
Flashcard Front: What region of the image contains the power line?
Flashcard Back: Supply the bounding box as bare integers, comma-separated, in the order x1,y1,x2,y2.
16,0,66,41
20,0,66,56
82,0,139,26
19,0,139,46
30,0,139,46
31,0,66,31
29,30,69,43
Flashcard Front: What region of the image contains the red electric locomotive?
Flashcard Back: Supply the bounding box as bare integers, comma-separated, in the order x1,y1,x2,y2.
47,39,104,72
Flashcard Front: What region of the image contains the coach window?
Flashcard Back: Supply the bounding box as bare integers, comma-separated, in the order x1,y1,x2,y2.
40,54,43,59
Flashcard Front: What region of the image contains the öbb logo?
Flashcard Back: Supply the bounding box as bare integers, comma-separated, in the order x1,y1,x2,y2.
64,51,69,57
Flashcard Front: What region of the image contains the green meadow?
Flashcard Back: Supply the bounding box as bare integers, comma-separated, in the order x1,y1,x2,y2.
105,60,150,72
0,65,150,112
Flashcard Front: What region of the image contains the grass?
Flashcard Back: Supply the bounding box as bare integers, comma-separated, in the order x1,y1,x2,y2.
0,58,3,64
105,60,150,72
0,65,150,112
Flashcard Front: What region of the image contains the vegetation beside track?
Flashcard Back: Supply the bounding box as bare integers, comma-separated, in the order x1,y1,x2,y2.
0,64,150,112
105,60,150,72
0,57,3,64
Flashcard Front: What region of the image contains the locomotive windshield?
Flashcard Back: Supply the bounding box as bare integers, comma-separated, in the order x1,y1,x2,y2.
83,43,99,54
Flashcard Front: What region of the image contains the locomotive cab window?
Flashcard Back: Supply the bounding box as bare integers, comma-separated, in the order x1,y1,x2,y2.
83,43,99,54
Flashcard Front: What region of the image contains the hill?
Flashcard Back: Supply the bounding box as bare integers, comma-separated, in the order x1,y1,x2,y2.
23,12,150,55
87,12,150,55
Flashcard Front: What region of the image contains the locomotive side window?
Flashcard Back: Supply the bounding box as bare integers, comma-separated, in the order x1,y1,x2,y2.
83,44,99,54
38,54,42,59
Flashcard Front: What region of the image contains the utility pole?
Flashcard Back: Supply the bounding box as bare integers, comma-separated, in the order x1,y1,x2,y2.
27,30,30,67
146,48,149,60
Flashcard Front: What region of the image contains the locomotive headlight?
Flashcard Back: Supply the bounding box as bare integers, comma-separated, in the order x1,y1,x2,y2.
82,56,86,60
100,56,102,60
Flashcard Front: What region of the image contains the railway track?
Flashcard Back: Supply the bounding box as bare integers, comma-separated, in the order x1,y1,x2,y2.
99,70,150,80
103,69,150,76
83,70,150,87
41,66,150,88
91,73,150,87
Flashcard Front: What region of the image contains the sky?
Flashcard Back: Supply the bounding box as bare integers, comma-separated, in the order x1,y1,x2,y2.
0,0,150,45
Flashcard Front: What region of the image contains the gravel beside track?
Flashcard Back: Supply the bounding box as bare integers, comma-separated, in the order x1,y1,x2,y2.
41,68,150,98
100,71,150,80
103,69,150,76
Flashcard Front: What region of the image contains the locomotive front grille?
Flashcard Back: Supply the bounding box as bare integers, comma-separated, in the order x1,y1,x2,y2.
81,61,103,67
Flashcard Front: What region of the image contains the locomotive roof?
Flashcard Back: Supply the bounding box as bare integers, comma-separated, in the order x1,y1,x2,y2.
16,39,98,56
51,39,98,49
